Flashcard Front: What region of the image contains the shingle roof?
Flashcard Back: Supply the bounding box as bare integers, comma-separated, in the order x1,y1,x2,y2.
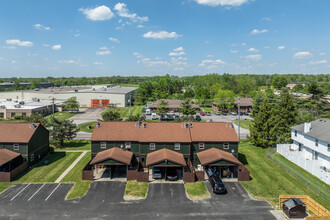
0,123,40,143
148,99,200,109
90,147,133,165
91,121,239,143
197,148,242,165
146,148,186,166
291,119,330,144
0,149,21,167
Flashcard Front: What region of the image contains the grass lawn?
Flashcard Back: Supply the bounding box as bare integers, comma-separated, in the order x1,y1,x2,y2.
0,119,26,123
124,181,148,199
14,152,81,183
102,106,144,119
0,183,12,193
61,152,92,200
234,120,252,130
185,181,210,200
51,140,91,151
77,121,95,133
44,112,77,121
239,140,330,209
119,83,139,87
201,107,215,113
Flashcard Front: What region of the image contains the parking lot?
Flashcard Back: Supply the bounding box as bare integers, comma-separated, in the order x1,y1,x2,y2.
0,181,274,219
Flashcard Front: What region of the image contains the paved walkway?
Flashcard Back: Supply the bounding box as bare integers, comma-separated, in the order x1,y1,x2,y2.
233,124,250,139
55,151,88,183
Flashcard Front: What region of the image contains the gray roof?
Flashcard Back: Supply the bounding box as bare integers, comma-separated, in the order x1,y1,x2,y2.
291,119,330,144
283,198,305,209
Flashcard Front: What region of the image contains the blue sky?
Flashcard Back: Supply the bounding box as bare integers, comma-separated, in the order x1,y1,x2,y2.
0,0,329,77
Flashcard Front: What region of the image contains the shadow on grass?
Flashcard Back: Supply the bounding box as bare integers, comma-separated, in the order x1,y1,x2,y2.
51,140,89,149
238,153,248,165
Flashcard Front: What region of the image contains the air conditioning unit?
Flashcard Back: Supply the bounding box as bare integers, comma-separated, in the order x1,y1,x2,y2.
125,145,131,150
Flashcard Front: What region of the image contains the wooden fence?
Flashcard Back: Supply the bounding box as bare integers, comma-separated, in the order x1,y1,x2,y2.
279,195,329,217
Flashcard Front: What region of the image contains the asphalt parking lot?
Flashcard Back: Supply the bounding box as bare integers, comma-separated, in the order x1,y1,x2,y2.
0,181,274,220
70,108,105,125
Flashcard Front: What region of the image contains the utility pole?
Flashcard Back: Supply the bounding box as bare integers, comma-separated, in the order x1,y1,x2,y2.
238,97,240,140
129,94,132,117
52,97,55,120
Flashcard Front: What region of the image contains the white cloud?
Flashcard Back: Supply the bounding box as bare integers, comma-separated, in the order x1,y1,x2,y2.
114,3,148,22
278,46,285,50
109,37,120,43
250,29,268,35
58,60,78,64
169,51,185,56
319,52,326,56
137,25,144,28
42,44,50,47
96,50,111,55
33,24,50,31
309,60,327,65
79,5,114,21
6,39,33,47
230,50,238,54
174,67,184,71
143,31,182,40
173,47,184,52
264,46,271,49
207,54,214,57
100,46,109,50
2,46,16,49
51,44,62,50
245,54,262,61
293,51,313,59
133,52,143,58
74,33,81,37
195,0,249,7
0,57,3,60
11,60,18,64
261,17,271,22
94,62,103,65
248,48,258,52
199,59,225,67
241,43,246,46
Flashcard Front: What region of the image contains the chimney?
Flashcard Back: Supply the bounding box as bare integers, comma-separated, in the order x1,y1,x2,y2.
142,121,145,129
304,122,311,133
188,121,192,128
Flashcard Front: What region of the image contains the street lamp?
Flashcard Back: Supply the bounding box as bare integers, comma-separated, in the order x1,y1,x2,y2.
128,94,132,117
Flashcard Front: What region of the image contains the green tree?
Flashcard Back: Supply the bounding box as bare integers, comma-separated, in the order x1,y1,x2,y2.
180,99,197,116
102,110,122,121
306,81,324,99
23,113,49,127
50,118,79,148
272,75,288,90
250,97,277,147
156,100,170,118
214,90,236,111
65,97,80,111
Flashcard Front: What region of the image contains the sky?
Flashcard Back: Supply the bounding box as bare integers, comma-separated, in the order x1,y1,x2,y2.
0,0,329,77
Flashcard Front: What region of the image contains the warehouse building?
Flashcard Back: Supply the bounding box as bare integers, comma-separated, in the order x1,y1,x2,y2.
0,85,136,108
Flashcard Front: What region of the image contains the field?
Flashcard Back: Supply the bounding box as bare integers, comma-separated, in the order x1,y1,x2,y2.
234,120,252,129
44,112,77,121
77,122,95,133
51,140,91,151
239,140,330,209
102,106,145,119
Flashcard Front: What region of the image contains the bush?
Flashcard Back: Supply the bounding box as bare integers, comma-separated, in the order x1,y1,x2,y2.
13,115,23,120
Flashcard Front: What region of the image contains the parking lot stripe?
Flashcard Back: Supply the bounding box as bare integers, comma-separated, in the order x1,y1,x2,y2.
10,184,30,201
28,184,45,201
45,184,61,201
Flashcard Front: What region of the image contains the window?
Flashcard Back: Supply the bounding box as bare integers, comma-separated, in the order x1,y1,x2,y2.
315,139,318,147
0,113,4,118
22,113,26,117
150,143,155,150
294,130,297,137
100,142,106,149
30,154,34,161
125,142,131,149
223,143,229,150
174,143,181,150
199,143,205,150
11,112,15,118
298,144,302,151
313,151,318,160
328,144,330,152
13,144,19,151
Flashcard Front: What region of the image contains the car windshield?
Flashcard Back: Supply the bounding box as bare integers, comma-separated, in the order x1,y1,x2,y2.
215,183,224,187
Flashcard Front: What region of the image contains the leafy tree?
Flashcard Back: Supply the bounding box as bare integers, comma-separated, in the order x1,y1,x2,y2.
272,75,288,89
252,91,266,117
214,90,236,111
126,114,146,121
23,113,49,127
306,81,324,99
50,118,79,148
180,99,197,116
174,115,197,122
65,97,80,111
156,100,170,117
250,97,277,148
291,83,305,93
102,110,122,121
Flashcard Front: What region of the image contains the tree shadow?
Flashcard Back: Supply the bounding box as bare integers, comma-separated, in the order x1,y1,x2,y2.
238,152,248,165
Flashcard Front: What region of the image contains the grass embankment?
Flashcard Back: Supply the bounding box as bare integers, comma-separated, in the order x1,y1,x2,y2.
44,112,77,121
14,152,81,183
62,152,92,200
124,181,148,199
185,181,210,200
0,183,13,193
102,106,144,119
77,122,95,133
239,140,330,209
51,140,91,151
233,120,252,129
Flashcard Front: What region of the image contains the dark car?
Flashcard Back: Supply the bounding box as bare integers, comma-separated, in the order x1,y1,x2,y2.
222,111,227,116
152,167,162,179
195,115,201,121
206,112,211,116
209,176,226,194
244,112,249,116
167,169,178,181
215,111,220,115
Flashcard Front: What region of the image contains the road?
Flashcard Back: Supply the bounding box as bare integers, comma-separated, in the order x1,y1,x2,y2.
70,108,105,125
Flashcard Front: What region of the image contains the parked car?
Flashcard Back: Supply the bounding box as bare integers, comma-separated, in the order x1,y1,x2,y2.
152,113,158,120
146,108,151,115
206,112,211,116
239,112,243,116
152,167,162,179
195,115,201,121
167,169,178,181
209,176,227,194
200,112,206,116
215,111,220,115
231,112,237,116
222,112,227,116
244,112,249,116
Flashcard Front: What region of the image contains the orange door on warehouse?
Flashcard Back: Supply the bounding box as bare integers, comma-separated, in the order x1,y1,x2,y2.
91,99,110,107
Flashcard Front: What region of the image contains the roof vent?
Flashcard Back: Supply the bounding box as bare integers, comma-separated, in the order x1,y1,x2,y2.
188,121,193,128
137,120,141,128
31,123,36,129
304,122,311,133
96,121,101,128
230,123,233,129
184,121,187,129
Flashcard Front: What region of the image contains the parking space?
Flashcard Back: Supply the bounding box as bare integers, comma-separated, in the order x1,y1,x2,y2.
0,183,73,205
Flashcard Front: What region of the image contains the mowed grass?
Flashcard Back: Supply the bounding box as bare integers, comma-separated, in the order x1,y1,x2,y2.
77,121,95,133
201,107,215,113
51,140,91,151
125,181,148,199
44,112,77,121
239,140,330,209
234,120,252,130
0,183,12,193
185,181,210,200
102,106,144,119
62,152,92,200
14,152,81,183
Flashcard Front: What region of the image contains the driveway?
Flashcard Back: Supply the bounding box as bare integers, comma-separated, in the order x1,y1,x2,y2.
70,108,105,125
0,182,274,220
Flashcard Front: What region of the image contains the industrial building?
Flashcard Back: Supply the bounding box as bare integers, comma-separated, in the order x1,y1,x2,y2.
0,85,136,108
